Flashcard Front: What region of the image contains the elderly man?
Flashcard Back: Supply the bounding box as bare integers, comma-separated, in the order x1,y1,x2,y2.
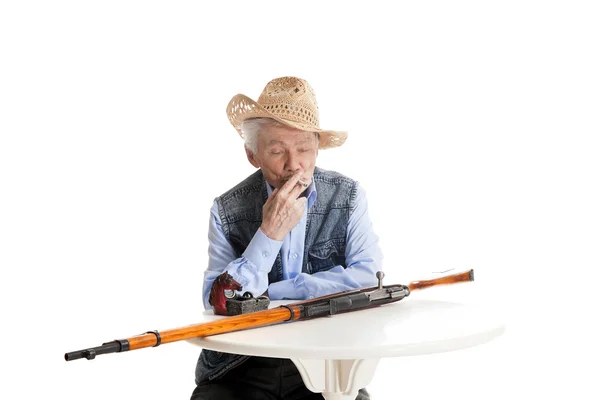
191,77,382,400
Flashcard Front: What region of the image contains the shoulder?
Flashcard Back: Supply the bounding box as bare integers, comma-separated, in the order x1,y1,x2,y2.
313,166,357,186
312,167,360,210
216,169,265,203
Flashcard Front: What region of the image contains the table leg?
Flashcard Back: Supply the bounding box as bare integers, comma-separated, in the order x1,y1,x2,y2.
291,358,380,400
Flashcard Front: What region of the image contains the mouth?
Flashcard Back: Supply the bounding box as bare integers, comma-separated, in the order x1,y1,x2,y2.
281,176,310,189
282,175,308,182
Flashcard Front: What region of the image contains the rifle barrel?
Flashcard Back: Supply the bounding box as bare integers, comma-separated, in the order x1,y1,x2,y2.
65,306,295,361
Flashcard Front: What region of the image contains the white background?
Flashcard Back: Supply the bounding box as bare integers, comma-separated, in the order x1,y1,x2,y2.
1,1,599,399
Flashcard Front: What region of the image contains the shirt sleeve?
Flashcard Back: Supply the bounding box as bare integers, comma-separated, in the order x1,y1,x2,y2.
202,200,283,309
267,184,383,300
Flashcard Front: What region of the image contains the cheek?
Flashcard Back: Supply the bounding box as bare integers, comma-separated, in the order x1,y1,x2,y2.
302,153,317,167
261,158,284,174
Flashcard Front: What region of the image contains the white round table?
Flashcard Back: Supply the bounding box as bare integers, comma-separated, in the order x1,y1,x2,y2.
188,299,505,400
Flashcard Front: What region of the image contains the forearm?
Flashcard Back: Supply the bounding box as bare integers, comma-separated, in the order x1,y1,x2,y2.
203,202,283,309
268,260,380,300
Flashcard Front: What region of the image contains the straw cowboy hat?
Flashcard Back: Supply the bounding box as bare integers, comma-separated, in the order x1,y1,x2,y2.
226,76,347,149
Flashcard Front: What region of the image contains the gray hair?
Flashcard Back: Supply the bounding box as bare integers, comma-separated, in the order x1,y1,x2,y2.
241,118,319,154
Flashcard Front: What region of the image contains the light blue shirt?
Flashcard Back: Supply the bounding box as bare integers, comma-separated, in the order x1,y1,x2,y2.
202,178,383,309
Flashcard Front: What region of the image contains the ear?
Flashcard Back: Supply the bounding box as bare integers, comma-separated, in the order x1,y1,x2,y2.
245,146,260,168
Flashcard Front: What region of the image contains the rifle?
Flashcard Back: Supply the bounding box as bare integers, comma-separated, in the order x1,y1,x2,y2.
64,269,474,362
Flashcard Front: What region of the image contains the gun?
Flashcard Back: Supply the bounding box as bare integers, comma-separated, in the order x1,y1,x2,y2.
64,269,474,362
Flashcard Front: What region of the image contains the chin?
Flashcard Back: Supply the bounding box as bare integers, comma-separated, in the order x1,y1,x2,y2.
264,177,283,189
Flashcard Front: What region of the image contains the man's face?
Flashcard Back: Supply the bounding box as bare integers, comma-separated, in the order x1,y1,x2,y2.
246,124,318,189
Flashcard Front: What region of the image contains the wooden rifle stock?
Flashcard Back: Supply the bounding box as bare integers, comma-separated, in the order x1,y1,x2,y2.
408,268,474,291
64,269,474,362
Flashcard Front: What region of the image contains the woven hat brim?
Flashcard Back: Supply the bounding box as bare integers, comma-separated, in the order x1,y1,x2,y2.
226,94,347,150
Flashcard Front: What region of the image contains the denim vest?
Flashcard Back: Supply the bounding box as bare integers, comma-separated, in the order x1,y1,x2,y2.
195,167,358,384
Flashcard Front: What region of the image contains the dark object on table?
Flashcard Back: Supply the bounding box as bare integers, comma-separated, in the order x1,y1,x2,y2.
226,292,270,316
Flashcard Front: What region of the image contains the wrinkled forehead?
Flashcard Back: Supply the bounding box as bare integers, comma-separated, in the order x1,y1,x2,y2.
259,125,317,147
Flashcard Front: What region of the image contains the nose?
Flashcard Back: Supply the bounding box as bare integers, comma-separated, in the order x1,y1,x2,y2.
284,152,302,172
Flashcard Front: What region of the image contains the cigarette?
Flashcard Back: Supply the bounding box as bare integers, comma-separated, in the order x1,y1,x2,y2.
298,179,309,189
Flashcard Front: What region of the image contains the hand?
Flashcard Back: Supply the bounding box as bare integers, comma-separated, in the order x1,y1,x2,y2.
261,170,310,241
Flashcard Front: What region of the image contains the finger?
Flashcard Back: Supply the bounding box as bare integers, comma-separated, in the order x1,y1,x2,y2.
289,177,311,199
265,187,279,204
294,196,308,211
279,170,305,195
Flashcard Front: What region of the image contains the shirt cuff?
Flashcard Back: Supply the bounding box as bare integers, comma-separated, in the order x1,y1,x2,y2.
242,228,283,272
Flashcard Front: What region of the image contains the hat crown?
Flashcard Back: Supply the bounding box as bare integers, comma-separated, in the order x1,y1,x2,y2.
256,77,320,127
226,76,347,149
